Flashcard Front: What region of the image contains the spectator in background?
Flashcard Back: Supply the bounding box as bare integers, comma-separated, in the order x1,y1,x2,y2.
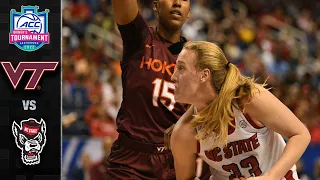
296,160,311,180
310,122,320,143
62,112,78,129
101,71,122,121
69,152,92,180
90,136,114,180
63,58,91,135
315,158,320,180
84,97,118,138
64,0,91,37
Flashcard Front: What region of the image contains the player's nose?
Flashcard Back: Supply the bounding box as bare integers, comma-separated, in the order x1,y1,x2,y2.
171,72,177,82
173,0,182,8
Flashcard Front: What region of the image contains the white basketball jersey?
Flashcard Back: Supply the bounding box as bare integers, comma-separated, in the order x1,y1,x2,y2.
195,107,299,180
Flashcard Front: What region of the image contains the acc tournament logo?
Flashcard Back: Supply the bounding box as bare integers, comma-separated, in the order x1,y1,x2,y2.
12,118,47,165
9,5,50,52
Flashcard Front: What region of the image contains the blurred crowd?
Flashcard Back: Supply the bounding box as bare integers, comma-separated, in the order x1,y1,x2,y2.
62,0,320,179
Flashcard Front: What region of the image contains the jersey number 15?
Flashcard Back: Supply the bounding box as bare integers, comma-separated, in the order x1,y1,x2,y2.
152,78,175,111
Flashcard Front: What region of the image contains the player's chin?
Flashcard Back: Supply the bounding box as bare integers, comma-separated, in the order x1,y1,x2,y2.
167,19,185,29
174,94,188,104
173,94,182,103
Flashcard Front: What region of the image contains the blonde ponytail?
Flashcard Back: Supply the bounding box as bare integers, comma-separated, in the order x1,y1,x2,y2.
184,41,264,149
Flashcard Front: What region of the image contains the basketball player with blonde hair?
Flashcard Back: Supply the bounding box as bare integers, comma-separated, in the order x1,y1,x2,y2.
169,41,311,180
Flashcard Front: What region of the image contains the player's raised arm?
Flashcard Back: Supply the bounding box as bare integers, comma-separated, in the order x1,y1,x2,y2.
112,0,138,25
111,0,149,63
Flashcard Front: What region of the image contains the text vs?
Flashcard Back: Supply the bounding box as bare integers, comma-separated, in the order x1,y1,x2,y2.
22,100,36,111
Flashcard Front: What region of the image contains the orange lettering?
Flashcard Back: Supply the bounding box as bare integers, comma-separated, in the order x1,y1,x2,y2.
140,56,151,69
151,59,162,72
163,62,175,76
161,61,168,74
140,56,176,76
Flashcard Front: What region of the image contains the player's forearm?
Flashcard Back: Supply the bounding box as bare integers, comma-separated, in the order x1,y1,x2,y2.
266,133,310,179
175,163,197,180
112,0,138,25
173,155,197,180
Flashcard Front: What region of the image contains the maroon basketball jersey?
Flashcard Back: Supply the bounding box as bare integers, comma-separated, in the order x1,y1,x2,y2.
116,13,188,143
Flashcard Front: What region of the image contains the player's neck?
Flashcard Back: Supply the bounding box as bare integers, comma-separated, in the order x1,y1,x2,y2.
193,87,216,112
157,25,182,44
194,99,213,112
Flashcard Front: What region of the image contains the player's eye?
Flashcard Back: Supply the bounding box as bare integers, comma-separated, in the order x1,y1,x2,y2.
178,66,184,71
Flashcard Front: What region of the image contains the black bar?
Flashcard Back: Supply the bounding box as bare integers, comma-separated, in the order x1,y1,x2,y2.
0,0,61,179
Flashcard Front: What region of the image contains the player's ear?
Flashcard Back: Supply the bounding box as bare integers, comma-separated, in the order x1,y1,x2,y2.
152,1,159,12
200,68,210,83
